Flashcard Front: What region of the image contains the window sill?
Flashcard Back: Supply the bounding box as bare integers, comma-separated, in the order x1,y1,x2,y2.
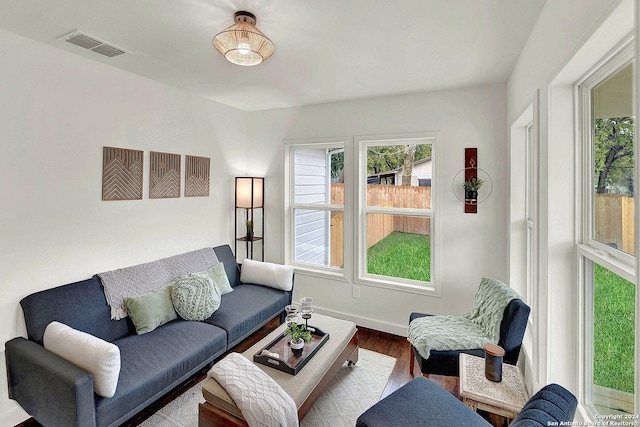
577,244,635,283
290,265,439,296
291,265,349,282
355,275,439,297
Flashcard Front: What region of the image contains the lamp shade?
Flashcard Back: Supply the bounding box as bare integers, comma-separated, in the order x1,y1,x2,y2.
236,177,264,208
213,11,275,67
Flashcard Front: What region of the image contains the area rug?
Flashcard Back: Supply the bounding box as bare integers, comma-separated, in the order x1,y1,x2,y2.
140,349,396,427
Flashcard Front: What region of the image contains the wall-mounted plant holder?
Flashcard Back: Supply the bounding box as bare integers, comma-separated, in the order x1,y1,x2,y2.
452,148,493,213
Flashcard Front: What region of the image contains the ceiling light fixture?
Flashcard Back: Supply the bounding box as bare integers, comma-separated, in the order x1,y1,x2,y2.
212,11,275,67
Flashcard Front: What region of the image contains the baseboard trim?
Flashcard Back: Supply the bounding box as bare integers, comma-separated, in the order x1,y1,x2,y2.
313,307,408,337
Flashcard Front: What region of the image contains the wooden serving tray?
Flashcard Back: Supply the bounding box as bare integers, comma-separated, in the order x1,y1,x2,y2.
253,326,330,375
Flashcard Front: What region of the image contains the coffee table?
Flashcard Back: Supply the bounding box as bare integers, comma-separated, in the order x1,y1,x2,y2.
459,353,528,423
198,314,359,426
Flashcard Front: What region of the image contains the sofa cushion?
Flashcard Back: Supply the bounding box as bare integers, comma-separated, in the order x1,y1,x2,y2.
43,321,121,398
20,276,130,345
240,259,294,291
213,244,241,287
124,285,177,335
171,273,221,321
204,284,290,348
95,320,227,427
204,262,234,295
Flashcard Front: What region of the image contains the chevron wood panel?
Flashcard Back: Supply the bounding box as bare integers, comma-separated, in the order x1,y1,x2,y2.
102,147,143,201
185,155,210,197
150,151,181,199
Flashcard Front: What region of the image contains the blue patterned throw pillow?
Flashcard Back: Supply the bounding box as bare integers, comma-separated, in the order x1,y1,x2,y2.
171,273,220,321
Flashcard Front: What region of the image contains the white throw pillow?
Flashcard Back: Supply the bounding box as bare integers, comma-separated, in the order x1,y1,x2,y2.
240,259,294,292
43,321,121,398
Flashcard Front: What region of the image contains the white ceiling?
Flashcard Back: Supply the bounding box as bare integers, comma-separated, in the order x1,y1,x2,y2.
0,0,546,112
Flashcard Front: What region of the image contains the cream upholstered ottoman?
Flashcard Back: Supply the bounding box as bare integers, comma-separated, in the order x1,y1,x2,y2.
198,314,359,426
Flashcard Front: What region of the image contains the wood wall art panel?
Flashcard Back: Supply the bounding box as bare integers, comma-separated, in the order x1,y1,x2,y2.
150,151,181,199
185,155,210,197
464,147,478,214
102,147,143,201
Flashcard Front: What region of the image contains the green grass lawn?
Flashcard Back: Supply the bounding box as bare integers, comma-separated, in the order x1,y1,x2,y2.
367,232,634,395
594,263,635,394
367,231,430,282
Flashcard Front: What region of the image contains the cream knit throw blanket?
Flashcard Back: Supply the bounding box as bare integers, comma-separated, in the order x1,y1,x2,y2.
209,353,299,427
408,277,521,360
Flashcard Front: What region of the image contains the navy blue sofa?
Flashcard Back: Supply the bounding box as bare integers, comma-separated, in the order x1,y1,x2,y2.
356,376,578,427
5,244,292,427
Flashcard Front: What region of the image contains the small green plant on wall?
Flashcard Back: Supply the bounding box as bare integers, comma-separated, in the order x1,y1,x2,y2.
463,177,484,199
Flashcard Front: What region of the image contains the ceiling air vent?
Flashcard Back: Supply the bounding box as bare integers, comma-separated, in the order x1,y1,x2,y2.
59,30,127,58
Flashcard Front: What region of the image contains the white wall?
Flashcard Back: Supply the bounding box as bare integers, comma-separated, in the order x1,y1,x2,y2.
508,0,627,124
507,0,631,408
0,28,247,424
248,84,508,335
293,148,330,265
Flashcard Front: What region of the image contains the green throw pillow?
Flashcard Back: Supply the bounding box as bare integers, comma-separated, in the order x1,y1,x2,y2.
171,273,221,321
124,285,177,335
204,263,233,295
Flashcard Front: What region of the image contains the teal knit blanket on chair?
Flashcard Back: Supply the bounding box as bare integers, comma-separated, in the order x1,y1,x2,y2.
407,277,521,360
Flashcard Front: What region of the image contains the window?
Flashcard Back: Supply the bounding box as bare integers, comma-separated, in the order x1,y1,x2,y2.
525,122,537,316
285,133,438,294
578,48,635,416
357,136,436,291
587,62,636,260
510,96,539,383
583,258,635,415
286,142,346,271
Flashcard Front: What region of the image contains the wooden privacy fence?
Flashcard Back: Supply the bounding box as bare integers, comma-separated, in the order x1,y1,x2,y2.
331,184,431,209
329,184,431,266
330,212,344,267
329,190,633,265
594,194,635,255
367,202,395,247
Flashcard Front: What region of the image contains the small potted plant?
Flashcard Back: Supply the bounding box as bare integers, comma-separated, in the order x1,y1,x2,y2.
284,322,312,357
245,220,254,240
463,177,484,201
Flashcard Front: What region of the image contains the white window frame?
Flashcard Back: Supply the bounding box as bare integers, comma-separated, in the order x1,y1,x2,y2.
284,137,352,280
525,121,538,320
510,94,541,385
578,43,635,268
354,132,440,296
284,132,440,295
576,40,635,417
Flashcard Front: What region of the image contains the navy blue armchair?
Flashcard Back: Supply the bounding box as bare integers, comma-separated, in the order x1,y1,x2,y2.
409,297,530,377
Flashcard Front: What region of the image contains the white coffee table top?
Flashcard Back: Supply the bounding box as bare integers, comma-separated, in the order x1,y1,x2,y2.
459,353,528,414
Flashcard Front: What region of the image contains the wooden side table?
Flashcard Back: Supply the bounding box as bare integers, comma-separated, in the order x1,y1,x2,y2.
459,353,529,423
